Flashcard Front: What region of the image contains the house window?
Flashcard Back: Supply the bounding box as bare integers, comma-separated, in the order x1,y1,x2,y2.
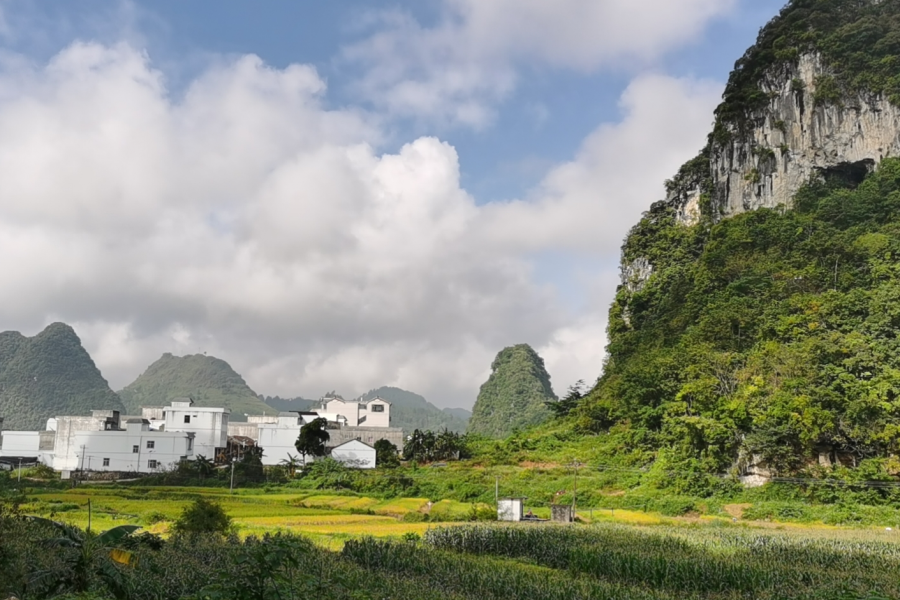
146,440,155,449
132,445,139,453
184,415,191,424
371,405,385,413
148,460,158,469
102,458,110,467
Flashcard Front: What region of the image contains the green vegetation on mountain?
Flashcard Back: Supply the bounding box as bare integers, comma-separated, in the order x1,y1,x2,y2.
468,344,555,438
0,323,124,430
579,159,900,483
360,386,469,434
118,353,271,420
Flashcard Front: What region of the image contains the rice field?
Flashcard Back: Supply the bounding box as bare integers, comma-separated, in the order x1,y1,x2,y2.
19,486,478,547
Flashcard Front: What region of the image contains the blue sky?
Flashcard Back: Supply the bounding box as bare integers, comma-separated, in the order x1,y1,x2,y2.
0,0,789,407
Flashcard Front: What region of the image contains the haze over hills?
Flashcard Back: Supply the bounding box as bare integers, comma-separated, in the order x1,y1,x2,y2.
118,353,273,420
0,323,124,431
571,0,900,478
468,344,555,438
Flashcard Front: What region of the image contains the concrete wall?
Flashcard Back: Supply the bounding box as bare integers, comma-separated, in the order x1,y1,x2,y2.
323,399,360,426
161,404,229,460
257,415,305,466
0,431,41,457
360,398,390,428
228,422,260,440
498,499,524,522
327,426,404,453
65,421,194,473
331,440,375,469
51,412,122,471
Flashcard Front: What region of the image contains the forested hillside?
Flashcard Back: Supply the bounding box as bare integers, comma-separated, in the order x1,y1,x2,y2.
469,344,554,438
360,386,470,434
0,323,124,430
575,0,900,483
118,353,271,420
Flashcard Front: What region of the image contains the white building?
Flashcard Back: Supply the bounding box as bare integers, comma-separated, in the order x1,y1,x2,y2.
321,396,391,428
142,399,229,461
48,410,123,472
0,430,54,465
58,419,195,474
331,439,376,469
257,413,323,466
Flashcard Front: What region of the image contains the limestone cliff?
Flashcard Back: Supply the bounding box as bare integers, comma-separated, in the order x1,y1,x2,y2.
707,53,900,221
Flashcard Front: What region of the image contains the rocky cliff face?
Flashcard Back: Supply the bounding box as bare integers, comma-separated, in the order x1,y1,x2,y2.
671,53,900,226
710,53,900,221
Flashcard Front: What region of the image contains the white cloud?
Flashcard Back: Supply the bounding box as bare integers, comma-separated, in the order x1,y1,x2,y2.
345,0,735,126
0,39,721,408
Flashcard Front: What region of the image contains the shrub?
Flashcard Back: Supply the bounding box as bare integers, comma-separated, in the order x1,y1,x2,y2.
171,498,232,536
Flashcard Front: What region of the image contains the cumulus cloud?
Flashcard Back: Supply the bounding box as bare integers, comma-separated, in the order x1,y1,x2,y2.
0,38,721,408
345,0,735,126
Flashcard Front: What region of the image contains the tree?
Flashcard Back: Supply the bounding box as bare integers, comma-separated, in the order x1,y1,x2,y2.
546,380,586,418
295,418,330,466
27,518,140,596
280,453,302,477
171,498,232,537
373,440,400,468
194,455,215,481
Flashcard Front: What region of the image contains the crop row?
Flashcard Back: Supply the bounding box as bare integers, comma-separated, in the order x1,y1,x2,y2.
422,524,900,599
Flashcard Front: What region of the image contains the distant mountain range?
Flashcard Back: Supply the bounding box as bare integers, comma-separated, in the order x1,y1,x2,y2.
0,323,124,430
118,353,272,421
0,323,472,433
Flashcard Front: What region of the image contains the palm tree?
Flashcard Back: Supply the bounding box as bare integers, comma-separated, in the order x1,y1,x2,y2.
280,453,301,477
28,518,140,597
194,455,216,481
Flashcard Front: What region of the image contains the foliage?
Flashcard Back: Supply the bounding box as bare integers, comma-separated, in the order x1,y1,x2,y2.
171,498,233,537
117,352,272,418
0,323,124,430
584,159,900,482
468,344,556,438
295,417,330,463
374,439,400,468
546,380,586,419
403,429,469,463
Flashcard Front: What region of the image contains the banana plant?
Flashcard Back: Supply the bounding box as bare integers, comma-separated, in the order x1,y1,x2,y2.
26,517,140,599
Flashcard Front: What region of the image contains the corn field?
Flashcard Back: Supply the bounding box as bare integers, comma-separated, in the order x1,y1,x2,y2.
340,524,900,600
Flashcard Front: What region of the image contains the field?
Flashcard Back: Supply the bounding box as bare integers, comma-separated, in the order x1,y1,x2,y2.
7,483,900,599
19,486,489,548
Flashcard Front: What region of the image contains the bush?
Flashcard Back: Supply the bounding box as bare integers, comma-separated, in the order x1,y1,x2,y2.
171,498,232,536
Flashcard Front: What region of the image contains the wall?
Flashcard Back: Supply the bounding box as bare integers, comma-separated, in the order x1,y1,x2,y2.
66,424,194,473
323,399,360,426
162,406,229,460
0,431,41,458
360,399,391,428
50,412,120,471
331,441,375,469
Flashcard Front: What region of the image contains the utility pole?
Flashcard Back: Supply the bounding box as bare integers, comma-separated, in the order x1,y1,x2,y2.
569,460,582,518
87,499,92,534
17,458,22,484
495,477,499,505
230,459,236,494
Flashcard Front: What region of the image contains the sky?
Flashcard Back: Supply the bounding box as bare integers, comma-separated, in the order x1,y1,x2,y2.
0,0,788,409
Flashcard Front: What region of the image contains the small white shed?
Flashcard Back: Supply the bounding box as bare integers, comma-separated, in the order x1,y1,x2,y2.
331,439,376,469
498,498,526,522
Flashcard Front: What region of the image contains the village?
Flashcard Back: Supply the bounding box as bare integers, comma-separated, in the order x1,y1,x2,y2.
0,395,405,477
